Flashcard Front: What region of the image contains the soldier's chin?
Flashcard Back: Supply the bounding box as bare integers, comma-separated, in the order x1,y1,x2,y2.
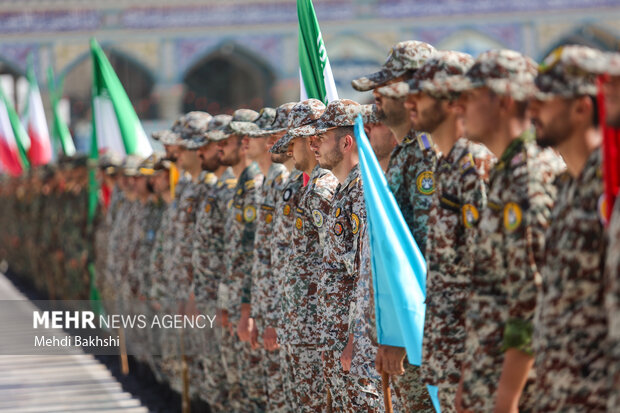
535,136,556,149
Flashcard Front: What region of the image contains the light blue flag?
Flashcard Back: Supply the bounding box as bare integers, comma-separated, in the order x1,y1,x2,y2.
354,115,441,411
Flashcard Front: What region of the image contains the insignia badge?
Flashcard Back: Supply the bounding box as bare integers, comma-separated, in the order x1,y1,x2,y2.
295,217,303,230
237,188,242,195
227,199,234,210
204,203,212,214
333,222,344,236
283,204,291,216
351,213,360,234
416,171,435,195
243,205,257,223
462,204,479,229
503,202,522,232
335,207,341,218
245,180,255,189
511,152,524,167
598,194,609,226
283,188,292,201
265,213,273,224
312,210,324,228
236,213,243,223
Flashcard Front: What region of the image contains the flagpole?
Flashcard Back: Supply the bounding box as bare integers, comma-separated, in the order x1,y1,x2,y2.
382,372,393,413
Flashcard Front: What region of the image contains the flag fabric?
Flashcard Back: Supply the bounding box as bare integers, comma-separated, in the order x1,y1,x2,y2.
297,0,338,104
90,38,153,159
0,83,30,176
599,75,620,223
355,116,441,411
47,66,76,157
23,56,52,165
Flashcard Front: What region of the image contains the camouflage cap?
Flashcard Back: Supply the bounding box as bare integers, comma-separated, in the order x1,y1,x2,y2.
376,50,475,99
98,151,123,170
138,154,160,176
535,45,602,99
122,154,144,176
151,129,181,146
270,99,326,154
351,41,436,91
154,158,174,172
451,49,538,100
361,104,380,125
205,114,234,142
292,99,363,137
244,107,278,138
175,111,213,140
253,102,297,137
226,109,260,136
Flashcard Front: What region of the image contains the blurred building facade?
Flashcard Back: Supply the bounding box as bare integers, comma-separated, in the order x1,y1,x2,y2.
0,0,618,149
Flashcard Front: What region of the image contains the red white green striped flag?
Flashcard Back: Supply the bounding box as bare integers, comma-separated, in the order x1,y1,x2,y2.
90,38,152,159
47,66,76,157
23,57,52,166
297,0,338,104
0,83,29,176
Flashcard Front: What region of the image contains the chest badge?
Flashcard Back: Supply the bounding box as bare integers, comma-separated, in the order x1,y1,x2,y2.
503,202,522,232
598,194,609,226
243,205,257,223
416,171,435,195
351,213,360,234
283,204,291,216
295,217,303,230
283,188,292,201
333,222,344,236
462,204,479,229
312,210,324,228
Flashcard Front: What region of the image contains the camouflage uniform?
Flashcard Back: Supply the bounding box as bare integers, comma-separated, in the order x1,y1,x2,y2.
462,131,564,411
281,164,338,412
532,45,610,411
606,196,620,413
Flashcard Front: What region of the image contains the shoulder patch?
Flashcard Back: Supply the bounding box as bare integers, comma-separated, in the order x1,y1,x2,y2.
416,171,435,195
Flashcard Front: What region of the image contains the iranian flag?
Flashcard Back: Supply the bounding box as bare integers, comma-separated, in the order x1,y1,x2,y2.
47,66,76,156
90,38,152,159
0,83,30,176
297,0,338,103
23,59,52,165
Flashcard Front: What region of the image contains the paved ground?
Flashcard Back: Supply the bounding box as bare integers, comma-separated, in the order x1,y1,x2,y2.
0,272,149,413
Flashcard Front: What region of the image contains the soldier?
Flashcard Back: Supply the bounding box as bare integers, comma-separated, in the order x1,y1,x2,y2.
271,99,338,412
529,45,608,411
351,40,437,411
454,50,565,412
379,51,496,411
217,108,265,412
306,99,381,412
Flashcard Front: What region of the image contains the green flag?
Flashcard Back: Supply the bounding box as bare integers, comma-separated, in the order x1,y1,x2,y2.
47,66,76,157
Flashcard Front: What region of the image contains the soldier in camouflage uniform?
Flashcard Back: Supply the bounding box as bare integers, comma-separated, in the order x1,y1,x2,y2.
306,99,381,412
453,50,565,412
352,40,437,411
379,51,496,411
217,108,266,412
529,45,609,411
271,99,339,412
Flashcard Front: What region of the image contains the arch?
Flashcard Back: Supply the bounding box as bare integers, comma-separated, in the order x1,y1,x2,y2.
182,41,276,114
437,29,507,57
539,24,620,60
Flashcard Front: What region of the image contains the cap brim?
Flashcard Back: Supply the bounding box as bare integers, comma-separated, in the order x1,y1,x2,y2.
269,133,294,154
351,68,404,92
376,81,410,99
205,130,231,142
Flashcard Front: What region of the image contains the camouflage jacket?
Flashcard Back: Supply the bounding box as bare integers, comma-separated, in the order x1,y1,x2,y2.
462,131,564,410
534,148,609,411
269,169,305,329
385,131,437,257
422,138,495,386
135,199,165,298
280,165,338,345
318,165,365,353
149,202,175,301
222,163,263,320
170,176,210,300
249,163,290,321
605,191,620,412
193,168,237,303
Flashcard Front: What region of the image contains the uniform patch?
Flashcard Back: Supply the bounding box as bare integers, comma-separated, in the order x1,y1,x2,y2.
243,205,257,223
227,199,234,210
236,213,243,223
351,213,360,234
265,213,273,224
244,180,255,189
312,210,324,228
504,202,522,232
295,217,303,230
204,203,212,214
333,222,344,236
335,207,342,218
598,194,609,226
462,204,479,228
283,188,292,201
416,171,435,195
237,188,242,195
283,204,291,216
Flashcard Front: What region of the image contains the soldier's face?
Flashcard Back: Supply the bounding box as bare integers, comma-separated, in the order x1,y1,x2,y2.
373,77,410,129
217,136,242,166
530,97,573,148
268,131,290,163
603,76,620,127
246,136,269,161
291,137,313,172
135,176,149,196
178,148,200,170
152,171,170,195
197,141,220,172
460,87,500,144
365,123,396,162
311,130,344,171
405,92,447,133
165,145,180,163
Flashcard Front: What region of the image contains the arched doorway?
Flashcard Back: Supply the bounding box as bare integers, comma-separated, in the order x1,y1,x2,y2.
182,42,276,114
541,25,620,59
